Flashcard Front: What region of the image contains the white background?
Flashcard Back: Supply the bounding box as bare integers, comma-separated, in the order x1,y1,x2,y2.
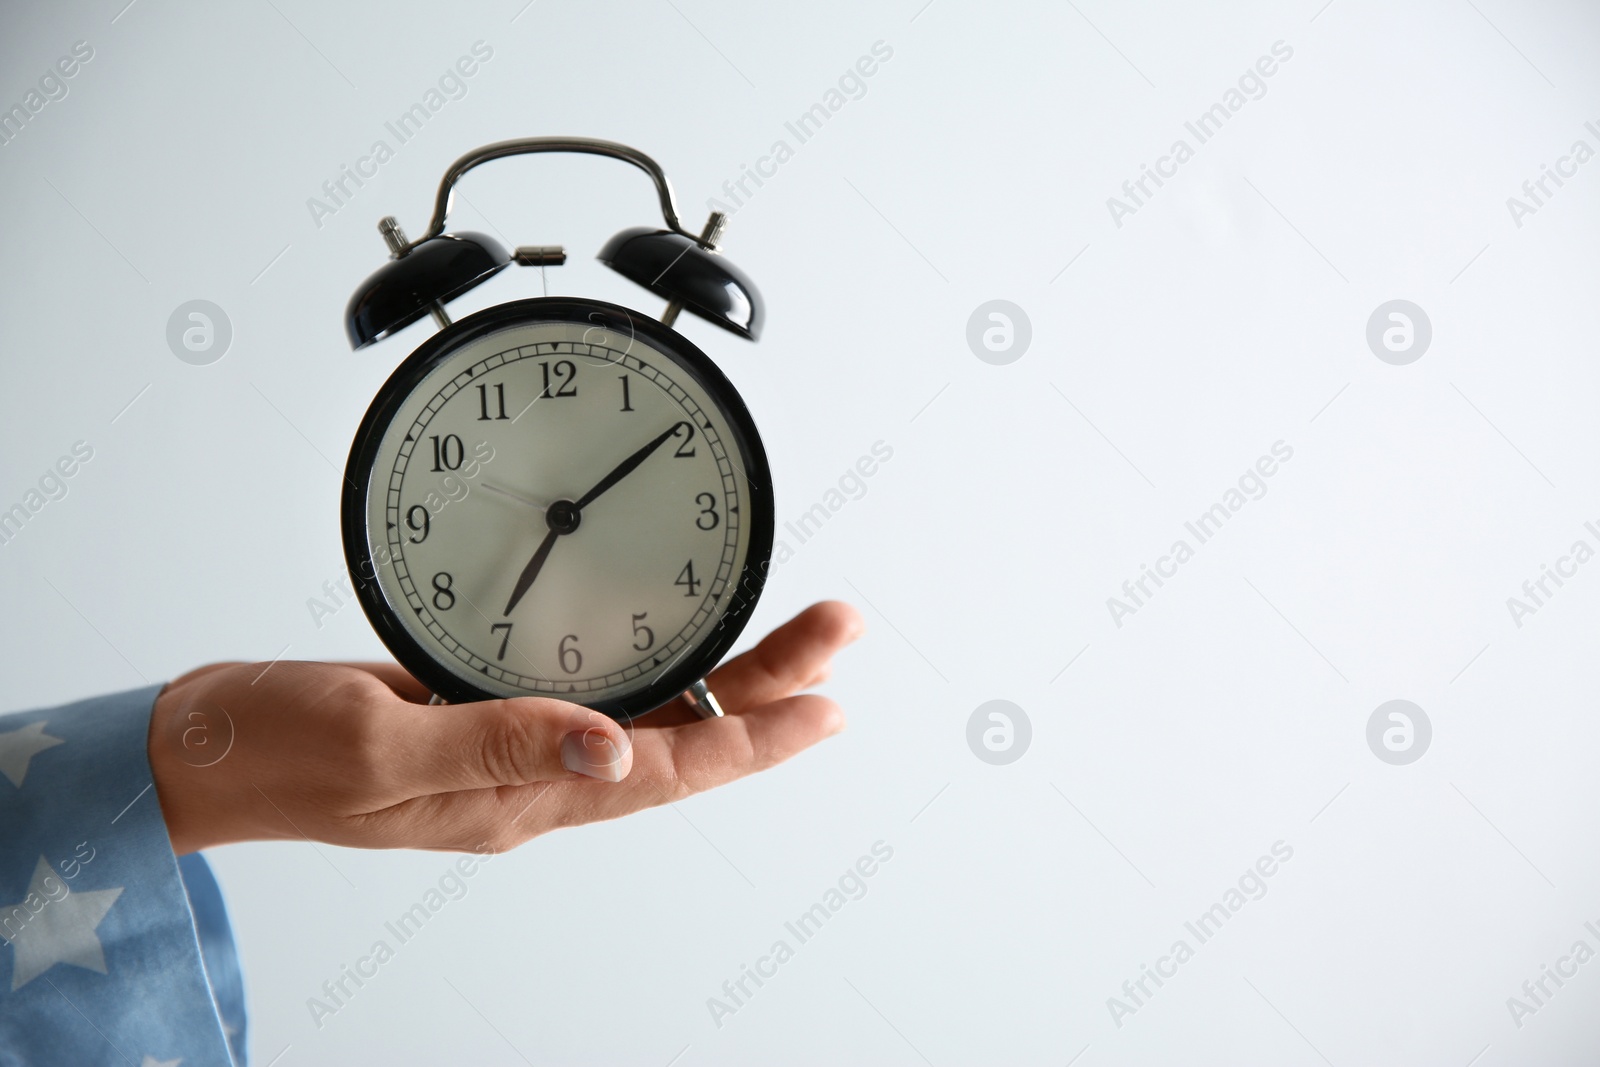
3,1,1600,1063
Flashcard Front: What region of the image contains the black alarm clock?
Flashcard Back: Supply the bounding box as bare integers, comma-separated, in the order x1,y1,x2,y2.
340,137,773,721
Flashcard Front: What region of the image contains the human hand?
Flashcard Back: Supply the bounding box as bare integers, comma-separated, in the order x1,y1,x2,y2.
147,601,862,855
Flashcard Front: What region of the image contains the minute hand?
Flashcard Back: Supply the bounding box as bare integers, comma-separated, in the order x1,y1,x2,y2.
574,421,690,510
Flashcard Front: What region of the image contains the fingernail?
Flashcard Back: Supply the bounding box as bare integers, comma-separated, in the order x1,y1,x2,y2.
561,729,630,782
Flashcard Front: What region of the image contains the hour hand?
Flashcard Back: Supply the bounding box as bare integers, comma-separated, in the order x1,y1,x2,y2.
503,528,560,616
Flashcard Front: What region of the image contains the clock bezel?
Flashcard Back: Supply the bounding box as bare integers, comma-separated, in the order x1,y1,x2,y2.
341,297,775,720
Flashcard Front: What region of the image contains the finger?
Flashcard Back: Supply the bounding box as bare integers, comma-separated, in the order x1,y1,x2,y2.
708,601,862,711
362,693,842,850
374,697,636,799
360,601,858,813
640,601,863,726
546,694,845,828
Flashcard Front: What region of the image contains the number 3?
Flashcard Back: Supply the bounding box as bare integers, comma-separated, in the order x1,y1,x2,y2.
695,492,719,530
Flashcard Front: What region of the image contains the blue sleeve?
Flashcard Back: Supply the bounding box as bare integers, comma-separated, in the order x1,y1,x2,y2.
0,686,245,1067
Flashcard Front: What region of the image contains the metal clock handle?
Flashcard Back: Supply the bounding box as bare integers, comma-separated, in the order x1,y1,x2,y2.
402,136,709,254
681,679,725,719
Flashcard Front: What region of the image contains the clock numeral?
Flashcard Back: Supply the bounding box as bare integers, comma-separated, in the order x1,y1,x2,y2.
631,612,655,652
431,572,455,611
695,492,720,531
618,374,634,412
675,560,702,598
539,359,578,399
490,622,513,661
405,504,430,543
429,434,464,472
673,422,696,458
476,382,509,420
558,633,583,674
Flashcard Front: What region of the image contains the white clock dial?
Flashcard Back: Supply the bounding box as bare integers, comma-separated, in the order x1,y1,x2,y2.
358,313,759,708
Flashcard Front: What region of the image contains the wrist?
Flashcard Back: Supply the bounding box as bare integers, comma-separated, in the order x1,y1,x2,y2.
148,669,254,854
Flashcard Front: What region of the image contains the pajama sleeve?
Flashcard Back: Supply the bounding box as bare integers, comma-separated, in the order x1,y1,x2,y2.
0,686,245,1066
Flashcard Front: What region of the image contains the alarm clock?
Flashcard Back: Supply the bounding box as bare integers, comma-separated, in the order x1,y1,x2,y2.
339,137,773,721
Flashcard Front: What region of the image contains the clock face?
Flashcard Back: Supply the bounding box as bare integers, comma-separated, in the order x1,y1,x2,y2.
342,299,773,718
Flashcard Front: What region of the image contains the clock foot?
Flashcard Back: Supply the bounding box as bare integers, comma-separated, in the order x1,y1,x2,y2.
682,679,725,719
428,693,447,706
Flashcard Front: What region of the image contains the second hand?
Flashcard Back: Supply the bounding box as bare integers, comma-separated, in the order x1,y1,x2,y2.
481,481,549,513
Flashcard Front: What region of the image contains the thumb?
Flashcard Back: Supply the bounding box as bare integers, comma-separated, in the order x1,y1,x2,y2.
388,697,633,796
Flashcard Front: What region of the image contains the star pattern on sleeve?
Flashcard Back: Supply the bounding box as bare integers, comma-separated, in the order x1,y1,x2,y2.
0,721,64,788
0,688,243,1064
2,856,123,991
